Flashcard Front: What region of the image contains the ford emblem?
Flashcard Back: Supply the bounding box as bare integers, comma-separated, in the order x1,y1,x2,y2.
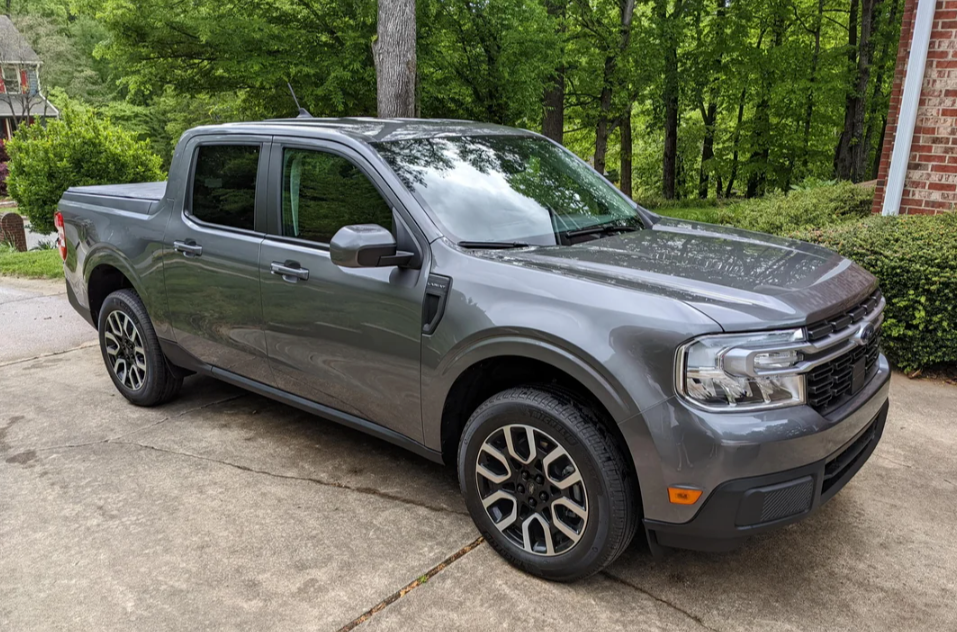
856,323,875,346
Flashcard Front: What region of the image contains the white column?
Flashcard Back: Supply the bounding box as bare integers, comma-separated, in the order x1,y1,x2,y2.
883,0,938,216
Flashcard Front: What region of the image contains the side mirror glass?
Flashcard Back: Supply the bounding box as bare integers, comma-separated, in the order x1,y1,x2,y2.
330,224,413,268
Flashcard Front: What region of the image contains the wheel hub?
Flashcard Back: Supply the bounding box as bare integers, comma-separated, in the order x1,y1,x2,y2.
475,424,588,557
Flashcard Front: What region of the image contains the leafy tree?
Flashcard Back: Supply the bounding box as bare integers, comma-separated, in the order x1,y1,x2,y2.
6,105,163,233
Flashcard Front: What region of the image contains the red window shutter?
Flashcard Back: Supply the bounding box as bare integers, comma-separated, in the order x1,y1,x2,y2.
20,70,28,91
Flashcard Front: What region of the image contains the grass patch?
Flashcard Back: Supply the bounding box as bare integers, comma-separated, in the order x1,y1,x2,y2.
0,247,64,279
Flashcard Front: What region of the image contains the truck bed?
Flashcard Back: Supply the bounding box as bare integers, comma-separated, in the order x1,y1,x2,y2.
61,181,168,215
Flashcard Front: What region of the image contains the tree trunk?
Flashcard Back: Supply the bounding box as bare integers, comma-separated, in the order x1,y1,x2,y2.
801,0,825,173
834,0,880,181
374,0,416,118
620,104,633,197
747,25,779,198
725,86,748,197
542,0,565,143
660,0,681,199
697,0,725,199
594,58,614,174
698,102,717,198
593,0,636,175
542,69,565,144
864,0,898,179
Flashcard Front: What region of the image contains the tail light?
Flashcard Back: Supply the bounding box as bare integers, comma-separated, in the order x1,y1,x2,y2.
54,211,67,261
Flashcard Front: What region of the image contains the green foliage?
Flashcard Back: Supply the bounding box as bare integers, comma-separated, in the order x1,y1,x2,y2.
647,182,874,233
716,182,875,235
6,107,164,234
796,214,957,373
0,244,64,279
419,0,558,125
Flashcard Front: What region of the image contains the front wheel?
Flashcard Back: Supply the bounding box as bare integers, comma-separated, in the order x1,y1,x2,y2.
458,386,639,582
97,289,182,407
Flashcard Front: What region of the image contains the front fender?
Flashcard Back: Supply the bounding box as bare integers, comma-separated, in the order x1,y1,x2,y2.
420,328,641,451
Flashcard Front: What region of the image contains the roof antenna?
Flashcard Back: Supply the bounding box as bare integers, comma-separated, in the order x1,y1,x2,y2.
287,83,312,118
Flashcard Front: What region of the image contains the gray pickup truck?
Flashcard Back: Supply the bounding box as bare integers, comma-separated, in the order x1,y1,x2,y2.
56,118,890,581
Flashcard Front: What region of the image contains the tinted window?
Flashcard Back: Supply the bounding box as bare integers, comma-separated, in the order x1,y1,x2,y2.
374,136,640,245
191,145,260,231
282,149,393,243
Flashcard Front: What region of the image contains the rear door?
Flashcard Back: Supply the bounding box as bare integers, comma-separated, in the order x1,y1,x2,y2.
163,135,273,383
258,138,428,442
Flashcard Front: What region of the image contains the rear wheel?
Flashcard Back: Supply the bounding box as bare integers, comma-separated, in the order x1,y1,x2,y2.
458,386,639,581
97,289,182,407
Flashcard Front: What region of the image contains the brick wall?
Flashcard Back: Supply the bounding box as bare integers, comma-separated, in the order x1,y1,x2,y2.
874,0,957,215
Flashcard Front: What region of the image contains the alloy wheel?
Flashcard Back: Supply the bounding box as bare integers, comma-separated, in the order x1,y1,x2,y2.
103,310,148,391
475,424,588,556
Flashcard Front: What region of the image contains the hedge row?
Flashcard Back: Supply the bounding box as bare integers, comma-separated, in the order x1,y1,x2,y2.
796,213,957,373
713,181,875,234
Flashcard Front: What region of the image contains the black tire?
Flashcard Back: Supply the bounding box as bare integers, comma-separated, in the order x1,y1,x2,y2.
97,289,182,407
458,385,639,582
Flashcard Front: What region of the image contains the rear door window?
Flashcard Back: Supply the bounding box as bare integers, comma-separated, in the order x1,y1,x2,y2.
190,144,260,231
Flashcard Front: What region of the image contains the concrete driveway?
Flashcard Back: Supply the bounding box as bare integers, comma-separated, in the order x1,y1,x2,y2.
2,278,955,631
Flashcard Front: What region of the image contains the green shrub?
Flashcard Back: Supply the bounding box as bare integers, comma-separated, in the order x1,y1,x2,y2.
716,181,873,236
6,107,163,234
796,213,957,373
645,182,874,237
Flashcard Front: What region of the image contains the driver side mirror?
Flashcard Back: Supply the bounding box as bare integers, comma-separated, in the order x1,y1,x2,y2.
330,224,414,268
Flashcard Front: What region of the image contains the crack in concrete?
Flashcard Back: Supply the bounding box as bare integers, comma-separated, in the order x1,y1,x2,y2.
336,537,485,632
600,571,721,632
30,394,250,453
0,291,67,305
120,441,470,517
875,454,913,469
0,341,98,368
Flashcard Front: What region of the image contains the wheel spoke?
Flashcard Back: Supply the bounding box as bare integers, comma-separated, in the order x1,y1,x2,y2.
504,424,537,465
521,514,554,555
104,332,120,356
114,358,128,386
482,490,517,531
551,498,587,543
543,445,583,490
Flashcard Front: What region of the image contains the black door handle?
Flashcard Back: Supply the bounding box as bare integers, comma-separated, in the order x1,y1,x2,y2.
270,261,310,283
173,240,203,257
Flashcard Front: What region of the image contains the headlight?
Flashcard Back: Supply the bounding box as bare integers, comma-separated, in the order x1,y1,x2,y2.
676,329,806,411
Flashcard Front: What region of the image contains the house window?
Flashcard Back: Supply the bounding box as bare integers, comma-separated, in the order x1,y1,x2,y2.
2,67,21,94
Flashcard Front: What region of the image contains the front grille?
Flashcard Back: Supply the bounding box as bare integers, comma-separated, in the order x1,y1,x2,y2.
806,290,883,342
806,330,881,412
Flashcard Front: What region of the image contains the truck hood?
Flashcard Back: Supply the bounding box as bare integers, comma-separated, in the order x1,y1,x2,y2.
476,219,877,331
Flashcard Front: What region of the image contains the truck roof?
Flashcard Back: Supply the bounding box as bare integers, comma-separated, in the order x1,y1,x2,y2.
200,117,535,144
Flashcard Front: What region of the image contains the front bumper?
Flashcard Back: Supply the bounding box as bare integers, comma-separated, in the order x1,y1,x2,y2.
644,398,888,552
620,353,891,540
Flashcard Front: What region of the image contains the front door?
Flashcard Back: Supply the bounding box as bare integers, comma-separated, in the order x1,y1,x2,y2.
258,141,428,442
163,138,272,383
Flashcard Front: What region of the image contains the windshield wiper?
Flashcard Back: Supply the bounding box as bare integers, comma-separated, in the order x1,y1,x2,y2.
562,223,638,239
457,240,531,249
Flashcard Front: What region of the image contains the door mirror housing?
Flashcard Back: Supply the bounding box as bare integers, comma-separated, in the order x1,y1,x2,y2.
330,224,414,268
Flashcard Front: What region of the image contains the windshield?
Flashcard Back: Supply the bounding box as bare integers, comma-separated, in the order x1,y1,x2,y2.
373,135,641,245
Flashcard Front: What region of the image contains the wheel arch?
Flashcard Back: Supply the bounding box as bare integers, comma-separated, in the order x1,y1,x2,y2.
84,248,144,325
428,336,641,478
